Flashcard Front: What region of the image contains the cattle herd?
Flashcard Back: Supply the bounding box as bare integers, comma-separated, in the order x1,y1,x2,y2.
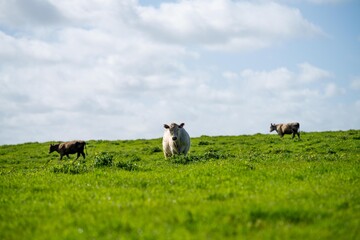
49,122,300,161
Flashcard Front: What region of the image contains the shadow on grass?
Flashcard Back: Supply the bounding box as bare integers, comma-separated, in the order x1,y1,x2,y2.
170,149,234,164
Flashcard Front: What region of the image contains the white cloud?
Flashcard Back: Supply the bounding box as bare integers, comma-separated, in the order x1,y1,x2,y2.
324,83,345,97
239,67,294,91
222,71,238,80
0,0,64,28
356,100,360,108
276,0,350,4
135,0,323,51
305,0,349,4
297,62,333,83
350,77,360,90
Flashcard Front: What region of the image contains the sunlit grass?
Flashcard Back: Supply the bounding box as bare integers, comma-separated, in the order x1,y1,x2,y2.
0,130,359,239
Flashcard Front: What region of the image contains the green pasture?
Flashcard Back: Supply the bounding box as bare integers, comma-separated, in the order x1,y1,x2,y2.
0,130,359,239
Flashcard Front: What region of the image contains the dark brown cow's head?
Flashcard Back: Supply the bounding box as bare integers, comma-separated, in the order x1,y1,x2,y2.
49,143,60,154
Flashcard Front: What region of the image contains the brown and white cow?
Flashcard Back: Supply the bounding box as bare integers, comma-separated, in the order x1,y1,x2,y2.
162,123,190,158
270,122,300,139
49,140,86,160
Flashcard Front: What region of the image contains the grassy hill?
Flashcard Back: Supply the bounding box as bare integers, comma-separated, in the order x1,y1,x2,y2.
0,130,359,239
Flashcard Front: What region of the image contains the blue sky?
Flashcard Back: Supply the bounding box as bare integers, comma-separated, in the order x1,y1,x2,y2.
0,0,359,144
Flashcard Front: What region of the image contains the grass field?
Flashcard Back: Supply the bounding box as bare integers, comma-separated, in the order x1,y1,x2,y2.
0,130,359,240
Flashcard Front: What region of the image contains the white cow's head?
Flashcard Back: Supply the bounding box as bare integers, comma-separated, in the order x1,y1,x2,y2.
164,123,185,141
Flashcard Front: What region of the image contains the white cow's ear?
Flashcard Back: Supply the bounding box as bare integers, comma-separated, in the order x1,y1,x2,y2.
164,124,170,129
179,123,185,128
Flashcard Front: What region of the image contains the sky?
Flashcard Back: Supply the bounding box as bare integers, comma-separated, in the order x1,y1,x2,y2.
0,0,359,145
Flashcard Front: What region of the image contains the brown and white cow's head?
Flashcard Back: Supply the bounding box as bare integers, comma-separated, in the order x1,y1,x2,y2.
270,123,277,132
164,123,185,141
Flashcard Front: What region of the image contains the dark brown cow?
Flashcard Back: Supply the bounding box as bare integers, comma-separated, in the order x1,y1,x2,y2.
270,122,300,139
49,140,86,160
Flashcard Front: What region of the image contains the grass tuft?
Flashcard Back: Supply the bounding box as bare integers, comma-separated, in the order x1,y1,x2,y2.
94,152,114,167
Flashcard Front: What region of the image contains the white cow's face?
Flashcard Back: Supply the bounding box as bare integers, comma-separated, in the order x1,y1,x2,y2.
164,123,185,141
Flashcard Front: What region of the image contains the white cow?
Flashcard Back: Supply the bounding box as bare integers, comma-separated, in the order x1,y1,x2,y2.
162,123,190,158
